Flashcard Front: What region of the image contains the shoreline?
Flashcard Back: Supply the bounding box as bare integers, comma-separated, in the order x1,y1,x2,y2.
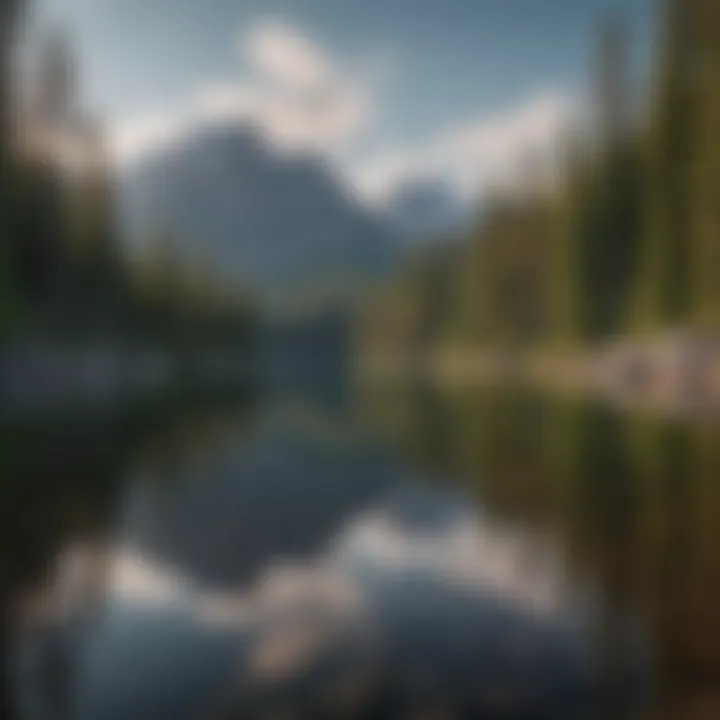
0,338,255,419
359,329,720,417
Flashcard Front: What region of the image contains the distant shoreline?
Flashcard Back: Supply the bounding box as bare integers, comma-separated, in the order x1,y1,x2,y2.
0,338,255,419
358,329,720,417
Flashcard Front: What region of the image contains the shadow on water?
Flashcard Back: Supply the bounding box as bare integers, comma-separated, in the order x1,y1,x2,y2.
4,379,720,718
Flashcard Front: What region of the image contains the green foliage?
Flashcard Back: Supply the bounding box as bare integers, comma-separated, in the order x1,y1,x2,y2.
360,0,720,358
0,97,254,351
0,10,256,349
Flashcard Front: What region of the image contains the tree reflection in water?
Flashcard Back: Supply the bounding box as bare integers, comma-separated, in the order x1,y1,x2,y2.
4,386,720,718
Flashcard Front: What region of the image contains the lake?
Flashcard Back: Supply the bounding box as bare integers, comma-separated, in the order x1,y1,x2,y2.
3,378,719,719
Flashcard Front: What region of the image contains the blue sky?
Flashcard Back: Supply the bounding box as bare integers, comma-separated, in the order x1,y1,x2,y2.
33,0,658,203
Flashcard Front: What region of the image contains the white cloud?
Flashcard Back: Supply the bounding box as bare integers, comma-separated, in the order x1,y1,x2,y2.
110,18,376,164
204,20,373,153
109,18,573,214
245,20,334,92
110,550,188,605
112,113,190,164
356,89,574,205
333,504,570,616
196,77,368,155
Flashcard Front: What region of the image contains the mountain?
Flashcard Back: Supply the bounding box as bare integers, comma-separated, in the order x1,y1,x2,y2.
382,177,476,241
119,123,397,310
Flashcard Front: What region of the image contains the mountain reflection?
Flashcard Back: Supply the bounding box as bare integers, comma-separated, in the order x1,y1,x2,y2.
11,392,655,719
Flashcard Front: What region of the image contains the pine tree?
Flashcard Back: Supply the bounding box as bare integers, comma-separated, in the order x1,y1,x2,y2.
633,0,699,330
0,0,21,163
0,0,23,332
688,0,720,324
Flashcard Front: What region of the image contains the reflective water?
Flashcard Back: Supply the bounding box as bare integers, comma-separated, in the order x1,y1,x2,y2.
3,382,720,718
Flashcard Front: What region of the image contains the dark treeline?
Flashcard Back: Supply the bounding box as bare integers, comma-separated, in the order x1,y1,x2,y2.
0,386,258,718
0,3,254,348
359,0,720,359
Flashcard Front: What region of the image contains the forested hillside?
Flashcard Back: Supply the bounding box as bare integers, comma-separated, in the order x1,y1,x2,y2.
359,0,720,363
0,9,254,348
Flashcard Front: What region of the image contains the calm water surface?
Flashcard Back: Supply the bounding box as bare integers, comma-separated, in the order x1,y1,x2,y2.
3,382,719,719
